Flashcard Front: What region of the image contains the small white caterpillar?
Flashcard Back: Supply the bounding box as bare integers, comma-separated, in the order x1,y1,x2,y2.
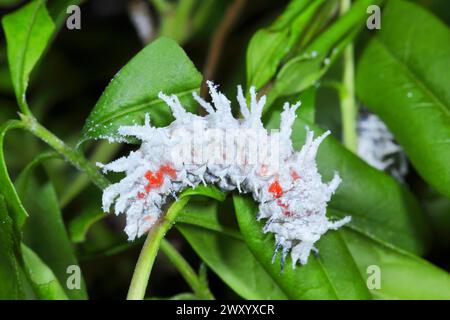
98,81,350,267
358,113,408,182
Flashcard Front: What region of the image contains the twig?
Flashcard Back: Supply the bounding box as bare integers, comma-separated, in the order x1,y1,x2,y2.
200,0,246,101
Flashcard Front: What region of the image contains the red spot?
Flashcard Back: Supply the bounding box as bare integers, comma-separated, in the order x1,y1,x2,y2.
137,192,146,199
291,170,300,181
277,199,288,209
260,165,268,176
268,180,283,198
159,165,177,179
277,199,293,216
143,215,153,222
138,165,177,198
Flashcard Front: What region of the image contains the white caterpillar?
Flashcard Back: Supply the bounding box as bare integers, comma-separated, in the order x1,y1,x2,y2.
98,81,350,267
357,113,408,182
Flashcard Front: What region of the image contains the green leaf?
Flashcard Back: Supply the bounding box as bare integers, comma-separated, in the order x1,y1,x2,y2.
177,200,288,300
179,185,226,202
148,292,198,300
69,207,105,244
0,195,24,299
0,120,29,232
233,195,370,300
356,0,450,198
176,200,241,238
342,228,450,300
1,0,55,112
80,37,203,144
264,105,429,255
246,0,328,90
21,243,68,300
267,0,383,107
16,173,88,299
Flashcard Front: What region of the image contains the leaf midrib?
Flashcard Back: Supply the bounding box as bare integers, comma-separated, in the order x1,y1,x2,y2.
374,37,450,116
90,87,199,127
315,256,340,299
17,0,43,98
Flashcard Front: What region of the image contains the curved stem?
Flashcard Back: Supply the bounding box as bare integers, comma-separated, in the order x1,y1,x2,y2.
339,0,358,153
126,197,190,300
19,113,110,190
160,239,214,300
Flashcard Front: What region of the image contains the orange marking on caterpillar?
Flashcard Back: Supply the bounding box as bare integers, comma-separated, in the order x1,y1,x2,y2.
139,165,177,198
291,170,300,181
137,192,146,199
159,165,177,179
268,180,283,198
277,199,293,216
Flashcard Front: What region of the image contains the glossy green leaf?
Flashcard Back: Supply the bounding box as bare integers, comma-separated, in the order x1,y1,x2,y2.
16,173,88,299
264,105,429,255
356,0,450,198
0,195,24,299
342,228,450,300
267,0,383,107
246,0,327,89
177,200,240,238
21,243,68,300
1,0,55,111
80,37,202,144
233,195,370,300
177,200,288,300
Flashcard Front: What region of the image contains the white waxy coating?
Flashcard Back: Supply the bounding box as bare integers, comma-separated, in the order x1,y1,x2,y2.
98,82,349,267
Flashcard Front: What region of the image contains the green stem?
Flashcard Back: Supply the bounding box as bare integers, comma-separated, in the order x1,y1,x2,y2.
126,197,190,300
19,114,110,190
339,0,358,152
160,239,214,300
60,141,120,208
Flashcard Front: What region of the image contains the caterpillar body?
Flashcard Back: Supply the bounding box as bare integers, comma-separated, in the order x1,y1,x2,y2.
98,81,350,267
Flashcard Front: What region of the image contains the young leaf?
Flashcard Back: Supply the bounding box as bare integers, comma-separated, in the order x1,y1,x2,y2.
233,195,371,300
21,243,68,300
267,0,383,107
80,37,202,144
69,208,105,243
0,195,24,299
342,228,450,300
356,0,450,198
246,0,327,89
177,200,288,300
1,0,55,112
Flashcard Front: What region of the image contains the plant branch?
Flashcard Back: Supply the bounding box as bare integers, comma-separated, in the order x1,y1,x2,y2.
339,0,358,153
19,114,110,190
200,0,245,100
160,239,214,299
60,141,119,207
